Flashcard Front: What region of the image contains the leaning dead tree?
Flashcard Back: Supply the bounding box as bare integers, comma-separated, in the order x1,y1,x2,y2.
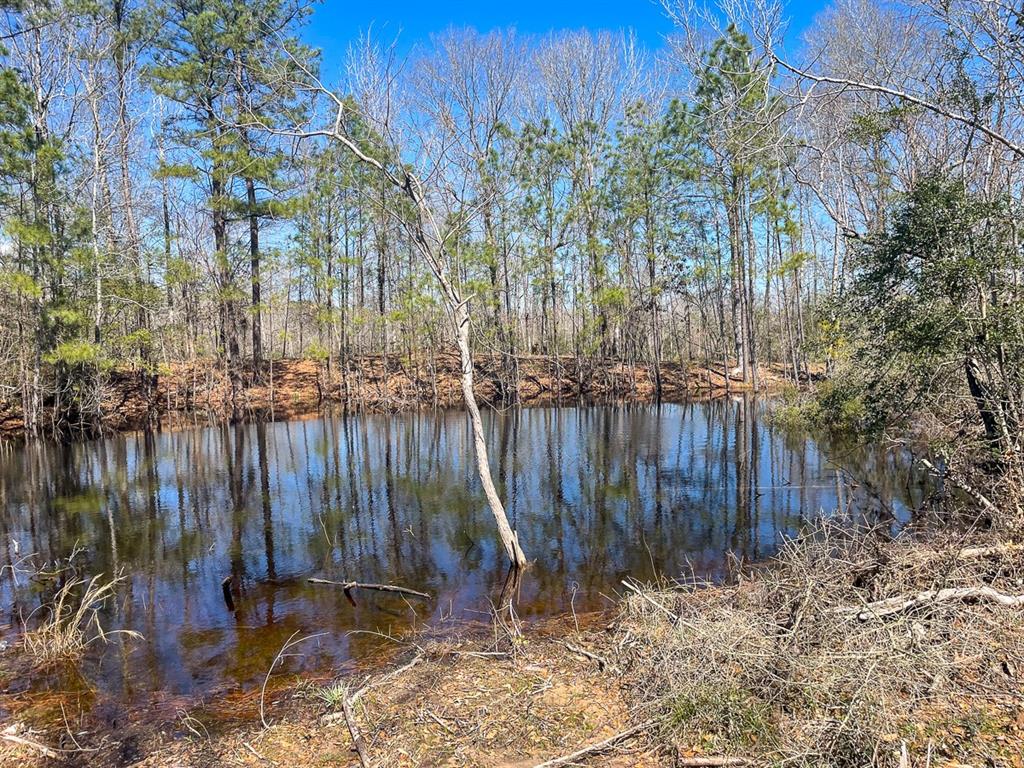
244,39,527,568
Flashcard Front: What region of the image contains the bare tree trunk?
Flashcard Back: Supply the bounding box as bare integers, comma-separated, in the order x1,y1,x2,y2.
211,162,241,420
247,175,263,368
455,304,527,566
404,175,527,567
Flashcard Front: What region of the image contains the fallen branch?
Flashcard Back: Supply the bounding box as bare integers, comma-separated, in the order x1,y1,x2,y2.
677,758,749,767
1,725,60,759
857,586,1024,621
563,641,610,671
957,542,1024,559
341,695,371,768
308,577,431,601
531,721,651,768
919,458,1000,518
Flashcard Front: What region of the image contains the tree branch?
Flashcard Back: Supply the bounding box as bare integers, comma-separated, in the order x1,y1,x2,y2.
773,54,1024,158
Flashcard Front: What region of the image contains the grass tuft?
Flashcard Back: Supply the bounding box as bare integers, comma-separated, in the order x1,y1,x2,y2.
314,681,350,711
22,573,142,665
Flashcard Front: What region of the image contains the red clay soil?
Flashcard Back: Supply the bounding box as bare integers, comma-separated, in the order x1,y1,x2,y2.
0,354,786,438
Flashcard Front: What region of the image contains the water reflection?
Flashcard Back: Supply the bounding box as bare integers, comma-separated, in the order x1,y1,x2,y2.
0,398,929,712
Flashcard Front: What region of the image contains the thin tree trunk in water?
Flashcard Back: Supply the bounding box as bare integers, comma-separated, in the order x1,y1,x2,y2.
455,306,527,566
285,116,528,568
410,183,526,568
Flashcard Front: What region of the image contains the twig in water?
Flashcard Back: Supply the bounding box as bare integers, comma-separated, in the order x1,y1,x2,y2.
308,577,431,603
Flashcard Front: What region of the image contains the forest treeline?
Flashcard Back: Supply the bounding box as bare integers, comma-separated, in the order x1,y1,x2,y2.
0,0,1021,468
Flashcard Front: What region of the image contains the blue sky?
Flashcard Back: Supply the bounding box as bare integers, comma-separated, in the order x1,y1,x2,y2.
305,0,830,73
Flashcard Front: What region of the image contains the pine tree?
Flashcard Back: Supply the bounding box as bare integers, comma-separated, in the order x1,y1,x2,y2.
149,0,312,410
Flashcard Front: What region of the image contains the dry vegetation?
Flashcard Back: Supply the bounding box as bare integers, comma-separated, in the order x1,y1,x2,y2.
615,523,1024,767
1,615,656,767
5,522,1024,767
21,573,141,667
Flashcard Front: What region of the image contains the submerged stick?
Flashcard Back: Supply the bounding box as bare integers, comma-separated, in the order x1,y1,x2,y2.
308,578,430,601
221,575,236,612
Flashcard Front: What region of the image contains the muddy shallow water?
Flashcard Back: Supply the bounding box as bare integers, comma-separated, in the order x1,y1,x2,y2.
0,398,931,721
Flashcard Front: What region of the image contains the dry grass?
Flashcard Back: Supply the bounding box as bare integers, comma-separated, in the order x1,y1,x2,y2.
7,527,1024,767
614,523,1024,767
301,623,647,768
22,573,142,666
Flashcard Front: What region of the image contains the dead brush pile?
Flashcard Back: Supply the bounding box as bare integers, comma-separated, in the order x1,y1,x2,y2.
614,524,1024,767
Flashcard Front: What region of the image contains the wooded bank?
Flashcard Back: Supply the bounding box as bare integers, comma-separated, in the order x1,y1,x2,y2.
0,355,790,439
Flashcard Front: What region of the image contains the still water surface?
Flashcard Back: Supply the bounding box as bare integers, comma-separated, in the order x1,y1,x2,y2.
0,399,930,717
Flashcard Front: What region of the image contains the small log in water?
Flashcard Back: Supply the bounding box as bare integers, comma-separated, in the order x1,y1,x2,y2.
307,577,431,601
221,575,235,612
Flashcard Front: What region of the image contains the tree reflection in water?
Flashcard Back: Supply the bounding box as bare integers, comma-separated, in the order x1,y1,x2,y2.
0,398,930,714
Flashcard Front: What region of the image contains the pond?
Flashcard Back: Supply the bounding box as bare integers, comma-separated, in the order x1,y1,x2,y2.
0,398,931,722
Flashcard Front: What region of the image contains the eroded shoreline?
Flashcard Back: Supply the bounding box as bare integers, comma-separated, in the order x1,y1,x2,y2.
0,355,792,440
